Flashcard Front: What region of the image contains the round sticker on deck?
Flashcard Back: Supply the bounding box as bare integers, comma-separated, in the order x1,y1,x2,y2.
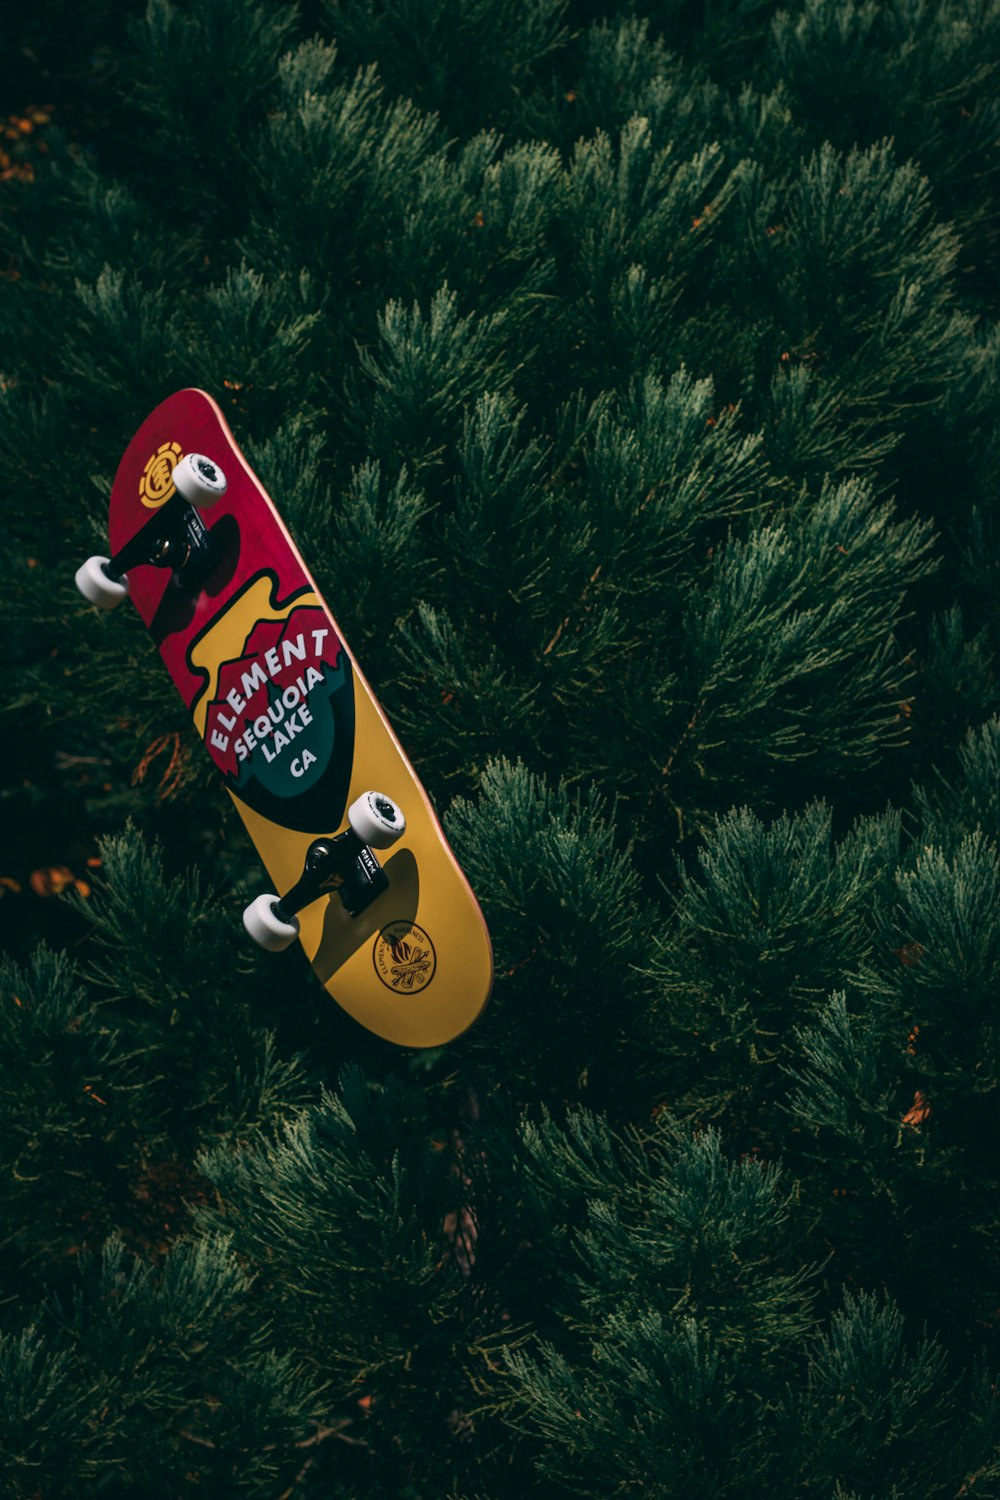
140,440,182,508
373,922,436,995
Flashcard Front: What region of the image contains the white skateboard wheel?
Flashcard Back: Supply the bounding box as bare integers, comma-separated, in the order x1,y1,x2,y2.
243,894,299,952
348,791,406,849
75,555,129,609
172,452,228,508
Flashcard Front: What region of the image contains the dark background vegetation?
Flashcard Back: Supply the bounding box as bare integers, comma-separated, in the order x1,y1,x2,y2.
1,0,999,1494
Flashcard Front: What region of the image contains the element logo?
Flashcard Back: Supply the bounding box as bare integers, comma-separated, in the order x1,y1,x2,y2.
140,441,182,508
373,922,436,995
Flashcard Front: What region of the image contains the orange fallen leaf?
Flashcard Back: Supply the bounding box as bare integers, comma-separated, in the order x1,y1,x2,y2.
29,865,76,896
902,1090,932,1128
133,731,189,800
894,941,924,967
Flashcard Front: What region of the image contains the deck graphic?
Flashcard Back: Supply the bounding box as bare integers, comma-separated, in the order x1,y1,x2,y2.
189,574,355,832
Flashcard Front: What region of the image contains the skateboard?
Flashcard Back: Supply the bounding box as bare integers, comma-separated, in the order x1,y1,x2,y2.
75,389,493,1048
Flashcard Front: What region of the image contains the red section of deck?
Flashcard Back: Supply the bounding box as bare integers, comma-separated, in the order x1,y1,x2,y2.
108,390,313,711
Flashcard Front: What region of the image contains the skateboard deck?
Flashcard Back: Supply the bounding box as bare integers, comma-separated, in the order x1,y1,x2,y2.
105,389,492,1047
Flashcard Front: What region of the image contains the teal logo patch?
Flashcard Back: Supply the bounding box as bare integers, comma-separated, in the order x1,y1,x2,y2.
203,604,355,830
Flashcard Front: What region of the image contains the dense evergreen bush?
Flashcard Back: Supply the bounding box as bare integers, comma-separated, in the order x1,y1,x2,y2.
1,1,999,1493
